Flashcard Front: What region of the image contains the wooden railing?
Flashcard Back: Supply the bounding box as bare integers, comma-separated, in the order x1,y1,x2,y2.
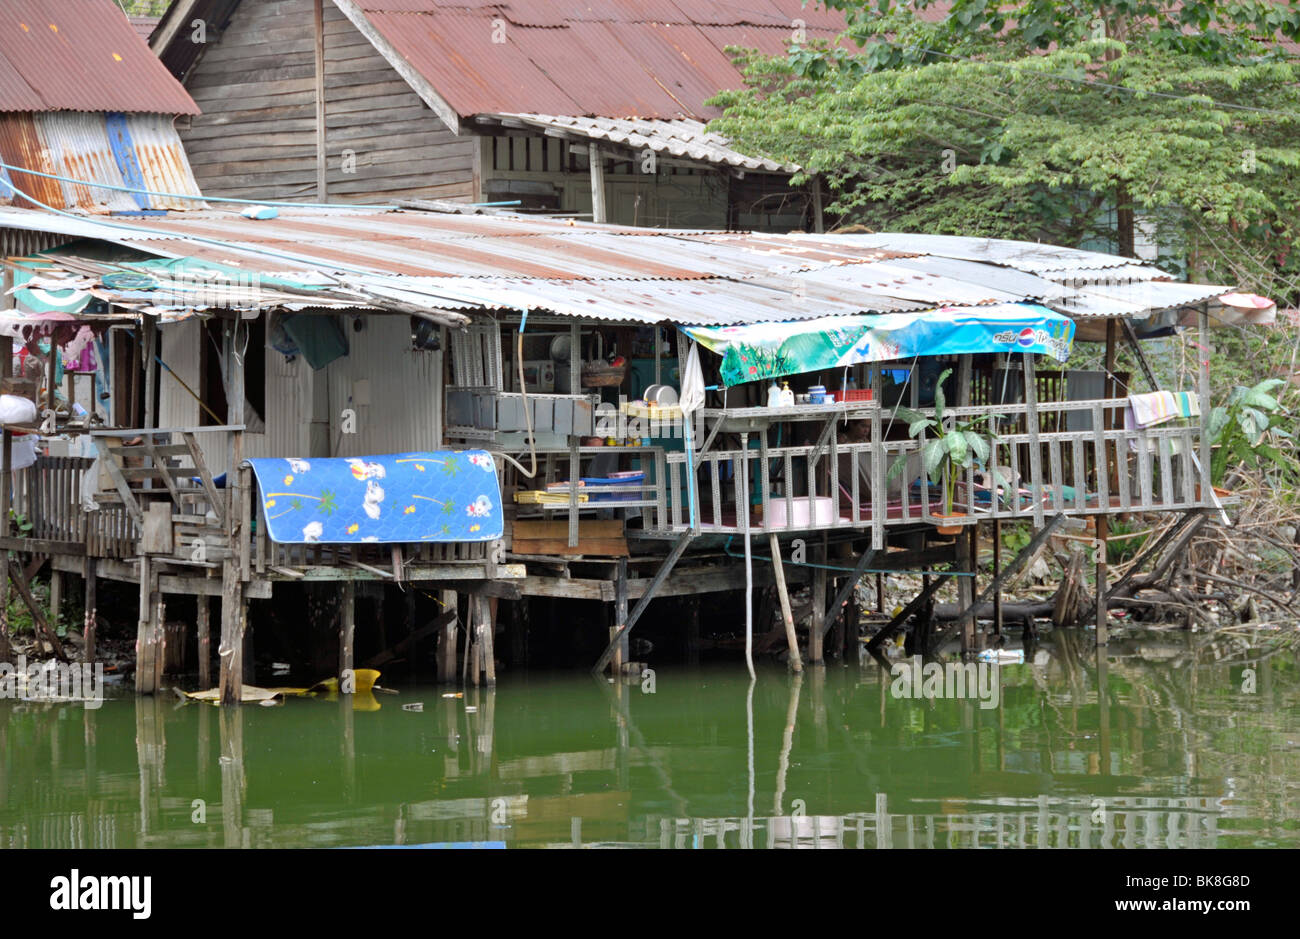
12,456,138,557
649,395,1213,542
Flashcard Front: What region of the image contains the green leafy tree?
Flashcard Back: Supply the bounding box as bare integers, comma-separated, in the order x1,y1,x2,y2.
709,1,1300,304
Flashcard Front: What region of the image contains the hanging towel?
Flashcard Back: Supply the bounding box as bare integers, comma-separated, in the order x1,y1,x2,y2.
1171,390,1200,418
1128,391,1179,428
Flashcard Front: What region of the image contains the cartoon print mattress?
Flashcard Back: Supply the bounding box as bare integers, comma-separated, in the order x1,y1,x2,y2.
245,451,502,544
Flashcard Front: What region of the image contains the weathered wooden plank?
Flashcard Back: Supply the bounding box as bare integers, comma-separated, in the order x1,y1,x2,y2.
1023,355,1044,528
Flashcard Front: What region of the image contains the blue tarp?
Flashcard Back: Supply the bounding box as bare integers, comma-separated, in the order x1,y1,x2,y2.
247,451,502,545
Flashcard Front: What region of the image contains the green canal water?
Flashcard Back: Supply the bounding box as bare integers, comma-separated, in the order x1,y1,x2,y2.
1,628,1298,849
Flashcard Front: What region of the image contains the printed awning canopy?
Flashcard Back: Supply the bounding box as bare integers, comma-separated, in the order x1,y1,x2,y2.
683,302,1075,387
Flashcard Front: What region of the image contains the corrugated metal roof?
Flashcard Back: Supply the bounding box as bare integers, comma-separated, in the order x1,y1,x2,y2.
482,113,796,173
0,206,1240,327
350,0,844,119
0,111,205,212
0,0,198,115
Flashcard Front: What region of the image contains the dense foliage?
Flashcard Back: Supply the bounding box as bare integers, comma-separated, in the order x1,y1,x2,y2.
709,1,1300,306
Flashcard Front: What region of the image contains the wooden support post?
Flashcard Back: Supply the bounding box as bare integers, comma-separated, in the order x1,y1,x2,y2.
822,546,876,636
808,538,826,664
197,594,210,688
437,589,457,684
48,571,61,638
593,530,692,674
83,558,97,663
866,575,952,653
927,514,1067,653
589,143,606,223
992,519,1003,636
468,593,480,687
810,175,825,233
961,520,977,650
1023,354,1044,528
135,558,157,695
0,321,11,663
612,557,628,675
479,594,495,686
152,586,166,692
313,0,327,202
219,318,247,706
218,559,245,705
768,533,803,673
1197,308,1212,505
1097,320,1119,646
339,579,355,685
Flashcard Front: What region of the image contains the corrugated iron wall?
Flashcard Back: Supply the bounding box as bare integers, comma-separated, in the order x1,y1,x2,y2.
159,315,442,476
159,318,317,479
0,111,204,212
325,316,443,459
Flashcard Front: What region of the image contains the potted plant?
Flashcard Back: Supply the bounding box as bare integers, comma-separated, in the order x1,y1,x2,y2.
887,368,997,534
1206,378,1292,493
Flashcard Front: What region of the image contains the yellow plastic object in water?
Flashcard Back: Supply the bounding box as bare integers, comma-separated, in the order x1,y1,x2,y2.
307,668,381,694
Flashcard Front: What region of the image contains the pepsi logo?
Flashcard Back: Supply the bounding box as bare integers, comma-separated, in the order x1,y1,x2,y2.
1017,327,1036,347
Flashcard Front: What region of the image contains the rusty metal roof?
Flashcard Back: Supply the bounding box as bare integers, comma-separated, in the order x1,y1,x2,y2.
0,0,198,115
348,0,845,119
0,206,1236,327
0,111,205,211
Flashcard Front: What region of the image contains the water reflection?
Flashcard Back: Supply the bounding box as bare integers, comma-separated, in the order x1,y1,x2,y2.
0,628,1297,848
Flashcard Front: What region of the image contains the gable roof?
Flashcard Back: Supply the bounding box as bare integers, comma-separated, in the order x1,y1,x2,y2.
0,0,198,115
155,0,843,122
339,0,846,120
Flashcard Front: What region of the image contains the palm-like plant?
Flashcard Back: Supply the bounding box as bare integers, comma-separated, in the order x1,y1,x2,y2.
887,368,995,517
1207,378,1293,486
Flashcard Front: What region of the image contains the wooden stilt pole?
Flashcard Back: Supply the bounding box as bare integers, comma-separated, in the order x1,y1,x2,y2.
480,594,495,686
219,318,247,706
612,557,628,675
339,579,355,686
808,537,826,665
469,594,481,687
992,519,1003,636
768,533,803,673
1097,319,1118,646
48,571,61,638
83,558,97,663
0,336,12,663
218,558,244,705
437,589,458,684
197,594,210,688
152,586,166,691
135,556,153,695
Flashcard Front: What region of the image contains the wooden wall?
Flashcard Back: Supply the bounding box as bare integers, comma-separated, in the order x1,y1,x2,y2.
480,134,732,229
179,0,474,203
